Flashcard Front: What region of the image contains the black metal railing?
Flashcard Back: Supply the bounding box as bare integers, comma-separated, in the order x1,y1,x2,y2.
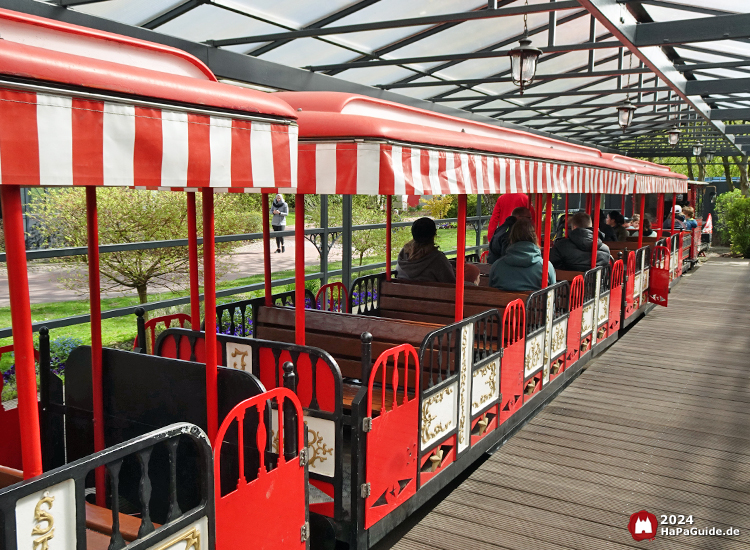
0,423,214,550
349,272,386,316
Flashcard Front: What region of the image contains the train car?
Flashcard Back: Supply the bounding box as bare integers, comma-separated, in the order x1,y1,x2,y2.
160,92,686,549
0,9,309,550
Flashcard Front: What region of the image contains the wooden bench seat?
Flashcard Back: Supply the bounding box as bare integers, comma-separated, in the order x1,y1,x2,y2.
380,280,530,325
555,269,584,283
342,383,414,413
0,464,22,490
256,306,440,383
85,502,158,542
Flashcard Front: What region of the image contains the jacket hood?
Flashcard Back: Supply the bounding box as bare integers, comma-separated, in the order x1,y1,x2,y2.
397,247,448,279
568,227,604,252
503,241,542,268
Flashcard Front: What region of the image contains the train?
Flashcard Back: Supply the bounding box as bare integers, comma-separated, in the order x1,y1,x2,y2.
0,9,708,550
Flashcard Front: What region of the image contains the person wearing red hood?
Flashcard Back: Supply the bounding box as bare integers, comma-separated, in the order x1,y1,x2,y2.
487,193,535,242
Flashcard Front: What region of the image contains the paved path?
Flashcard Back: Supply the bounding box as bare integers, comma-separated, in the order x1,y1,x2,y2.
382,256,750,550
0,237,342,307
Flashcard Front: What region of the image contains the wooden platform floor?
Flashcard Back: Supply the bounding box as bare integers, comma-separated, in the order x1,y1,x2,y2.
389,257,750,550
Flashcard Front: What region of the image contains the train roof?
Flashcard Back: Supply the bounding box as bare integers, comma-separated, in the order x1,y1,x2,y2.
0,9,298,191
276,92,686,196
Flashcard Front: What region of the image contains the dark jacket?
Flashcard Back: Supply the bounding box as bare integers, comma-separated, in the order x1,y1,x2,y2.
599,221,617,242
487,215,515,264
663,214,686,231
613,224,629,242
489,241,556,292
550,227,611,272
396,244,456,283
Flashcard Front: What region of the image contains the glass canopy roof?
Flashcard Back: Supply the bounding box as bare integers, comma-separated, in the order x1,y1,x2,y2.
35,0,750,157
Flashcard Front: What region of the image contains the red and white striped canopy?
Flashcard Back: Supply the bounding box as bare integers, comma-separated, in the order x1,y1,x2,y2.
297,141,634,196
0,87,298,192
635,174,688,194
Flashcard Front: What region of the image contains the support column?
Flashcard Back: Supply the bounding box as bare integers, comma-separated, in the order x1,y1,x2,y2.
295,194,305,346
342,195,353,291
541,194,553,288
262,193,272,307
455,194,466,322
591,194,601,269
202,189,218,442
385,195,392,281
187,192,200,329
564,194,569,237
1,186,42,479
86,188,106,503
656,193,665,238
637,195,646,249
320,195,329,286
475,194,482,249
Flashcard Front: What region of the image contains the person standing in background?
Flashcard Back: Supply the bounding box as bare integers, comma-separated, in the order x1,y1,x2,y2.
486,193,535,242
270,193,288,253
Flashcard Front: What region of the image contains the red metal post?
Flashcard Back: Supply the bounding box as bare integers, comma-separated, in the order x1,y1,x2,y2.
261,193,272,307
1,186,42,479
637,195,646,249
202,189,218,442
670,192,677,233
295,194,306,345
85,188,106,503
534,194,542,235
186,192,201,329
541,194,552,288
621,193,625,215
385,195,392,281
656,193,665,238
455,194,466,322
564,194,569,237
591,194,601,270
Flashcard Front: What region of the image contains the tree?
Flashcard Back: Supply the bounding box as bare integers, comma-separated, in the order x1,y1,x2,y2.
29,188,260,304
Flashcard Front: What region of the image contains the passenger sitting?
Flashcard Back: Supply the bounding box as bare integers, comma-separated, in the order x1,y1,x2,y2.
632,217,657,238
396,217,456,283
607,210,628,241
489,219,555,292
487,206,533,264
598,210,618,242
550,212,611,271
663,205,686,232
464,262,481,286
682,206,698,230
626,213,640,230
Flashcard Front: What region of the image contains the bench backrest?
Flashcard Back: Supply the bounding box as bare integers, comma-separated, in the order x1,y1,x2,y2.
379,279,530,325
255,306,440,379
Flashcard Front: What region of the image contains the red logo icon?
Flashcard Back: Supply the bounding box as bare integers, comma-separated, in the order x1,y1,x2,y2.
628,510,658,541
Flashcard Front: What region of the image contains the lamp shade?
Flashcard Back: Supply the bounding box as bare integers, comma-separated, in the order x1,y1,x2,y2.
705,150,715,162
617,99,636,130
667,127,681,146
692,142,703,157
509,34,542,94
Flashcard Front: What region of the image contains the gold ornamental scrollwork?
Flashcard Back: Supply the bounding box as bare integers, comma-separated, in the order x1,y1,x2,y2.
581,305,593,334
421,386,454,444
471,361,498,410
458,327,470,445
598,297,609,323
230,348,248,370
31,492,55,550
524,337,542,373
154,527,201,550
551,324,566,355
307,429,333,467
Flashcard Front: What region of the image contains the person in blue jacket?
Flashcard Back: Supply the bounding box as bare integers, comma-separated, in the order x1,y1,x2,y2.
489,218,556,292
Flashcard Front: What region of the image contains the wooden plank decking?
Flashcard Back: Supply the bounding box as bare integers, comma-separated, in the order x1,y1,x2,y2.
388,257,750,550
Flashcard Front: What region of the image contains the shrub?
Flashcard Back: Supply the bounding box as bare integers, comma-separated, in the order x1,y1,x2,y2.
422,196,454,219
715,189,743,246
724,196,750,257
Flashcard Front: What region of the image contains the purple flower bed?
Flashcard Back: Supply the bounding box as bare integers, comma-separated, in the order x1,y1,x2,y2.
350,289,378,307
2,336,82,391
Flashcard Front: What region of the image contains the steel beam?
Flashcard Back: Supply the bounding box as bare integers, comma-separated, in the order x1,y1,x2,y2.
710,108,750,121
724,125,750,134
142,0,206,30
577,0,739,153
677,60,750,72
633,14,750,47
207,1,581,47
433,86,671,98
304,41,623,72
685,78,750,96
